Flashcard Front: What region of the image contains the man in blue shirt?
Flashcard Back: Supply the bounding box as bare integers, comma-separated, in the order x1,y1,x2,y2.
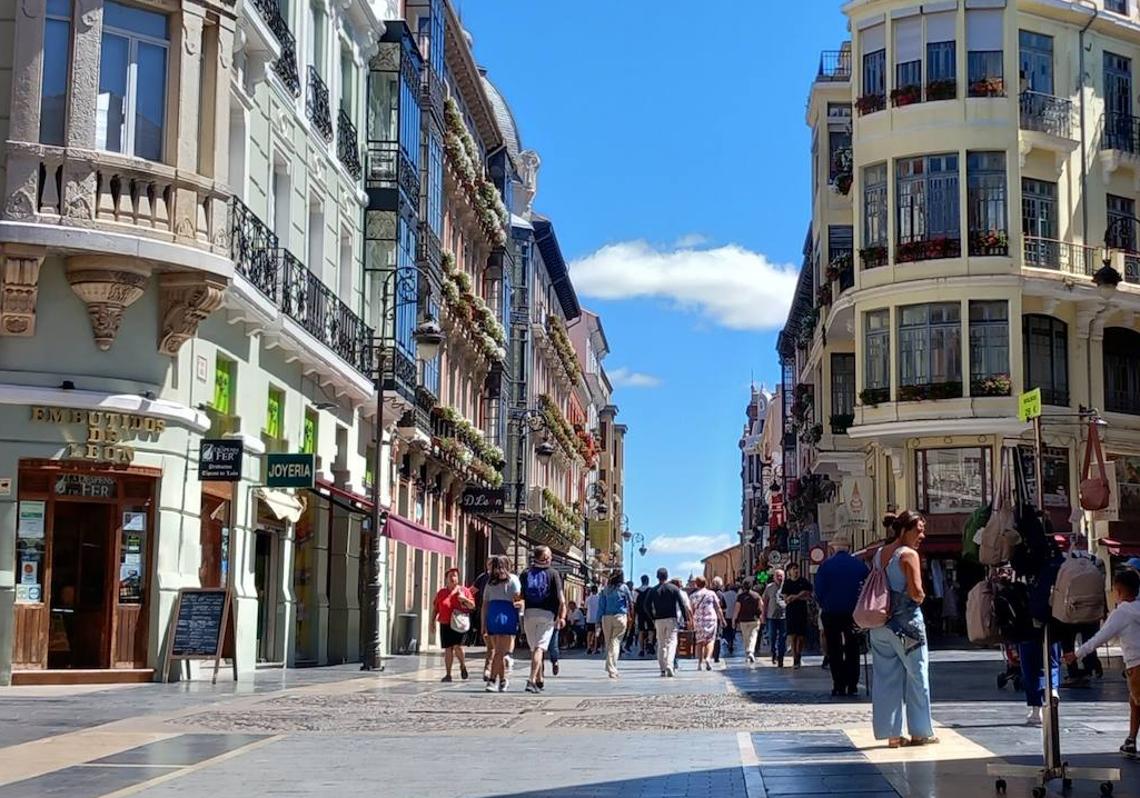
815,535,869,697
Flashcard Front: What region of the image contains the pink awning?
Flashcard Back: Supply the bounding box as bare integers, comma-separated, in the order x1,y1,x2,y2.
385,513,456,557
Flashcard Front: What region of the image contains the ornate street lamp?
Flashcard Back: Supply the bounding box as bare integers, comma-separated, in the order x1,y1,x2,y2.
511,409,554,570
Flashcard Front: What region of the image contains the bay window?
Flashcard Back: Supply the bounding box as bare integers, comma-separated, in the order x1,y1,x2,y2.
859,23,886,114
892,16,922,107
863,309,890,403
969,300,1010,396
967,8,1004,97
926,10,957,100
861,163,887,267
40,0,72,146
1104,327,1140,415
896,154,960,262
916,447,990,515
831,353,856,432
967,151,1008,256
1023,314,1068,407
898,302,962,399
96,0,169,161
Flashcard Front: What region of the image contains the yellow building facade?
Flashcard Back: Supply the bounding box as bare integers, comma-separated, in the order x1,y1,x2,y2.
786,0,1140,568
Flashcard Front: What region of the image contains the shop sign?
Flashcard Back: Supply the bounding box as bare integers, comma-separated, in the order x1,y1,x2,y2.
198,439,243,481
460,486,505,514
266,453,315,488
55,474,116,498
1018,388,1042,422
30,406,167,464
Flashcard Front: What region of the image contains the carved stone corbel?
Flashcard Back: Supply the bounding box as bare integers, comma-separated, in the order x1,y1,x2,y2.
157,272,226,356
0,245,45,336
65,256,150,350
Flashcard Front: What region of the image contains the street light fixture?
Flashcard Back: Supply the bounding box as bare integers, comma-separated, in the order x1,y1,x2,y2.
535,439,556,466
511,408,554,570
1093,259,1123,300
362,265,445,672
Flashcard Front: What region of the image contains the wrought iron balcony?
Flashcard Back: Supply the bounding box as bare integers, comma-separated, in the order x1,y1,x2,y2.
228,198,373,374
272,21,300,96
422,68,445,124
1102,111,1140,155
336,108,362,180
251,0,284,36
417,220,442,276
817,50,851,82
1020,92,1073,139
306,66,333,142
1022,236,1097,276
230,197,280,299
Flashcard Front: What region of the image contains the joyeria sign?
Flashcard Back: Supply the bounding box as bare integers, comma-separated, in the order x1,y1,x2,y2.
30,406,167,464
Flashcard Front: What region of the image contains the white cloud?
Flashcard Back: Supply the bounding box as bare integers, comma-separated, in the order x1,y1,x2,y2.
647,534,735,555
609,367,662,389
569,239,799,330
673,233,708,248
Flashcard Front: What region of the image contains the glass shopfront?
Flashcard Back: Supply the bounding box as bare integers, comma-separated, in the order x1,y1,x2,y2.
13,461,157,672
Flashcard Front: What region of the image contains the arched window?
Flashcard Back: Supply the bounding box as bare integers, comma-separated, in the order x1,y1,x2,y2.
1104,327,1140,415
1023,315,1068,407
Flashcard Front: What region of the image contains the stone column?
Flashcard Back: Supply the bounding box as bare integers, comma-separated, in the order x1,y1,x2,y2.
0,246,46,337
326,508,359,663
58,0,104,223
171,2,205,246
206,13,236,253
3,0,46,221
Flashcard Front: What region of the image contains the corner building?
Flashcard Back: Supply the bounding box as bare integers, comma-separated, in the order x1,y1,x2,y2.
781,0,1140,582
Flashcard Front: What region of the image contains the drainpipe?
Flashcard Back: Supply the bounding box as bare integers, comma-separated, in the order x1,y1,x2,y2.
1078,0,1098,243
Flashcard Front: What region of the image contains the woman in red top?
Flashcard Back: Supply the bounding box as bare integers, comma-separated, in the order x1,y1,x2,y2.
433,568,475,682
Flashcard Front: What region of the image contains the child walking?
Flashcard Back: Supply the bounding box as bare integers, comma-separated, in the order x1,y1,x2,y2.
1066,568,1140,758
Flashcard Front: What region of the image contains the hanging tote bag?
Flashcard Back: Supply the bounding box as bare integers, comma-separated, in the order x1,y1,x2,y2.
1079,421,1110,512
979,449,1020,566
853,549,891,631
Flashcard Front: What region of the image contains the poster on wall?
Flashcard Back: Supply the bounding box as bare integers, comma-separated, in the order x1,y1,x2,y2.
18,501,45,538
16,501,46,604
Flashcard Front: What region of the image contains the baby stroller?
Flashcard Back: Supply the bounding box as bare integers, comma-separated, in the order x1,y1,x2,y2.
997,642,1023,691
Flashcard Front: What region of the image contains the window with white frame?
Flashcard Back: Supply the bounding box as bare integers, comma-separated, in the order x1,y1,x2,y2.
96,0,169,161
896,154,960,260
926,10,957,99
41,0,72,146
864,309,890,397
898,302,962,392
969,300,1010,396
967,151,1008,256
1106,0,1128,15
967,8,1004,96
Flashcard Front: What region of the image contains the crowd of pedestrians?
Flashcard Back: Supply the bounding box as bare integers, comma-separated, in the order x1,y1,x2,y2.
432,530,1140,762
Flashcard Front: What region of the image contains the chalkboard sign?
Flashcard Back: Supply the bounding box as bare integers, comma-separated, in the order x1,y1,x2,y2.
163,588,235,684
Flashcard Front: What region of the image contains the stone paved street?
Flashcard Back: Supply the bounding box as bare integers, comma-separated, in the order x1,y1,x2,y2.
0,646,1137,797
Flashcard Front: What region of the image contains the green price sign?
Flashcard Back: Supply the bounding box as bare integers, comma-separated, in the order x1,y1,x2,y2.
1018,388,1042,423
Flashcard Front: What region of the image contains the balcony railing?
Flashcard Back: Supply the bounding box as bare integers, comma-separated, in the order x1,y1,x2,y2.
229,198,373,374
251,0,283,36
336,108,362,180
1020,91,1073,139
272,21,300,95
1102,111,1140,155
817,50,852,82
1022,236,1097,276
422,68,445,123
306,66,333,141
1107,389,1140,416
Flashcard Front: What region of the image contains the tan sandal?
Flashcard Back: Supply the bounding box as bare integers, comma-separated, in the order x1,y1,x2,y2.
909,736,940,746
888,737,911,749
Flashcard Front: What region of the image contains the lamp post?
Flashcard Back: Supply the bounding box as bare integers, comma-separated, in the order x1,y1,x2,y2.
511,408,555,571
627,531,645,582
362,265,445,672
584,482,607,584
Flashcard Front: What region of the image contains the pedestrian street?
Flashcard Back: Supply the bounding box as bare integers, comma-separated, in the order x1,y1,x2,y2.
0,645,1135,798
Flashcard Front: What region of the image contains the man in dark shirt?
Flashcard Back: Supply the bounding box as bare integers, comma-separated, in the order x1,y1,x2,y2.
735,578,763,663
520,546,565,693
815,535,870,696
647,567,692,677
472,558,493,682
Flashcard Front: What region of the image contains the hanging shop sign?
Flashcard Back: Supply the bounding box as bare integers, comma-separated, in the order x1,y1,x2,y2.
198,439,243,481
1018,388,1042,423
30,406,167,464
266,453,315,488
460,486,506,514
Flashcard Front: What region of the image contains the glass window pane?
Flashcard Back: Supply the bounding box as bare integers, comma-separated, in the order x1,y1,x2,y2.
134,42,167,161
97,33,129,153
46,0,70,16
104,0,168,39
40,17,71,145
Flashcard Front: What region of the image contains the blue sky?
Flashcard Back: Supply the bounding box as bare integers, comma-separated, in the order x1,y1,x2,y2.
461,1,849,579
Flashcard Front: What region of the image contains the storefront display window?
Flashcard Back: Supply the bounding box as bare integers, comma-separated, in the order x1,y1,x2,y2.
118,510,147,604
916,447,990,514
1114,455,1140,521
16,500,46,604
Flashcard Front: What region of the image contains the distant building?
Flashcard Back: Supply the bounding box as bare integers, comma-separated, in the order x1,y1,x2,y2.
739,385,774,570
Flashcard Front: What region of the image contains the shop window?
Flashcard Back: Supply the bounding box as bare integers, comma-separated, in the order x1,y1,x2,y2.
302,409,317,454
969,300,1010,396
898,302,962,399
96,0,170,161
41,0,72,145
265,388,284,440
1023,314,1068,407
915,447,991,515
212,356,235,413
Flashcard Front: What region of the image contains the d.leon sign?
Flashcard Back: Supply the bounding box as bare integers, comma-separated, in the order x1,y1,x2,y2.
30,406,166,464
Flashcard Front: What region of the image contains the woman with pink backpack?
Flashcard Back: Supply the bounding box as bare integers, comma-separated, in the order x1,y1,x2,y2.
856,510,938,748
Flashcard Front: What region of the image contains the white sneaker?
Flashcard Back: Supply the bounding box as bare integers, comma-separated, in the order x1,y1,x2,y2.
504,655,513,673
484,682,496,692
746,655,755,664
666,667,675,677
499,678,509,692
1027,706,1043,726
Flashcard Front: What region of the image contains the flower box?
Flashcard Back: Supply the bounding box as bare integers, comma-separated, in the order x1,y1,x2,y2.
968,77,1005,98
970,373,1012,397
816,284,833,307
926,79,957,101
897,381,963,402
860,245,888,269
890,85,922,107
855,93,886,115
859,387,890,407
896,237,961,263
969,230,1009,257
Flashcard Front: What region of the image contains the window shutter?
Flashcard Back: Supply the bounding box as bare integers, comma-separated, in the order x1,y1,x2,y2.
894,17,922,64
966,8,1003,51
926,10,956,42
863,23,886,54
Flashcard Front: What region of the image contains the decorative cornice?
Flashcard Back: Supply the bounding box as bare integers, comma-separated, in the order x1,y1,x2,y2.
65,257,150,351
0,244,45,336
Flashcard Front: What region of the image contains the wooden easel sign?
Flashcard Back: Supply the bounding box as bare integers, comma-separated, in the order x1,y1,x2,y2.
162,587,236,684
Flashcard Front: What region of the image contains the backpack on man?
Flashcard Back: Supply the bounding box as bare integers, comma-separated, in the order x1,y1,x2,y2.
523,567,552,606
1050,554,1106,625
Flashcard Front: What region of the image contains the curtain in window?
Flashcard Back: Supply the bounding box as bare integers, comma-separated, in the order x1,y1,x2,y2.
967,9,1004,93
894,17,922,90
927,41,956,86
1023,314,1068,406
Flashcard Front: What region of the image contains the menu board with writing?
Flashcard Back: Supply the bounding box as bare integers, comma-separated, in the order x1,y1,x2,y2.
170,588,229,657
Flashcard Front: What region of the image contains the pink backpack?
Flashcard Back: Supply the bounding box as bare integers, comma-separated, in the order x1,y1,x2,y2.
853,548,891,630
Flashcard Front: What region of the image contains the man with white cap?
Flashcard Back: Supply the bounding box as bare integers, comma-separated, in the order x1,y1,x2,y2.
814,534,869,697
